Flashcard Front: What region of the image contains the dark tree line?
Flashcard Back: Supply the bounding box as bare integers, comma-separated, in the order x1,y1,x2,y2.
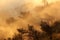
40,21,60,40
5,21,60,40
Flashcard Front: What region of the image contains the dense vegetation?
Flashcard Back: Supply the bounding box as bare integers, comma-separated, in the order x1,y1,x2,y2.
4,21,60,40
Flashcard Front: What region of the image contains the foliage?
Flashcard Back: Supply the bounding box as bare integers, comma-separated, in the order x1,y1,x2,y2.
6,21,60,40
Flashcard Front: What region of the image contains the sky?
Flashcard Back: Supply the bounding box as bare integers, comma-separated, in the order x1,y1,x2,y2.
0,0,59,18
0,0,59,9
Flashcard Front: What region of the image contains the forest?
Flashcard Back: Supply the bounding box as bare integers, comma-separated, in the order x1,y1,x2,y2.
4,20,60,40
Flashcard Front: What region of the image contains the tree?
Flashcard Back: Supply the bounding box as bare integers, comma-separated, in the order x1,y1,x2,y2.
40,21,53,40
8,38,11,40
12,28,29,40
28,25,41,40
40,20,60,40
12,34,22,40
52,21,60,33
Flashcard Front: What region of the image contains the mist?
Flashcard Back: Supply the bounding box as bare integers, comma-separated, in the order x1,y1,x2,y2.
0,0,60,40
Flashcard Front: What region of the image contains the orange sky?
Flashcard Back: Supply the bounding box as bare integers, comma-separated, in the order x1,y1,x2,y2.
0,0,60,39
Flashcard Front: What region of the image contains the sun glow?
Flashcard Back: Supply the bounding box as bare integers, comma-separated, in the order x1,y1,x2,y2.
32,0,42,5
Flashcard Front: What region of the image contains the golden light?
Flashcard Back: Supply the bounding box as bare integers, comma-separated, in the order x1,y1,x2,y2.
32,0,42,5
0,0,60,40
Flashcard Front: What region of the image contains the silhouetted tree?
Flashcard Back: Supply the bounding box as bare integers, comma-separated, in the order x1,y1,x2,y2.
28,25,34,40
17,28,28,34
12,28,29,40
28,25,42,40
4,39,6,40
40,21,53,40
52,21,60,33
12,29,23,40
8,38,11,40
12,34,22,40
